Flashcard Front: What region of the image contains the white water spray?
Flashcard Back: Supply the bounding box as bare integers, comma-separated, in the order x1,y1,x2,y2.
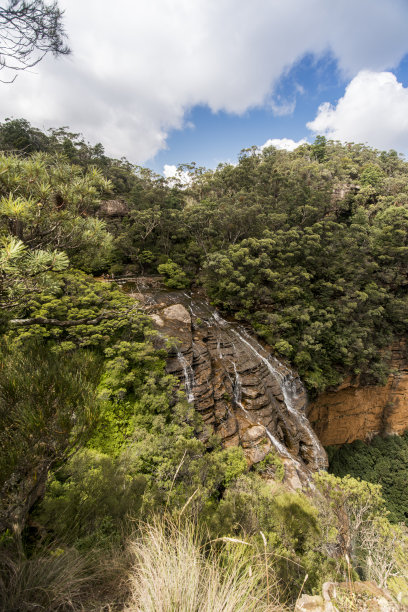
176,349,195,403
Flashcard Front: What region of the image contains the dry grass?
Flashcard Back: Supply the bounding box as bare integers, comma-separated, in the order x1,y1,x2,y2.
0,519,288,611
0,542,134,611
0,547,94,611
124,518,285,612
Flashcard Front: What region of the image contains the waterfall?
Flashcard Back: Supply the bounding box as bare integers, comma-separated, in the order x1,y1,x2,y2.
207,311,325,469
176,349,195,403
231,354,298,462
231,327,326,468
232,361,242,404
131,284,328,474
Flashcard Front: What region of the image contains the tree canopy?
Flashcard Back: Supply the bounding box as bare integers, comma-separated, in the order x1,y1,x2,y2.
1,123,408,608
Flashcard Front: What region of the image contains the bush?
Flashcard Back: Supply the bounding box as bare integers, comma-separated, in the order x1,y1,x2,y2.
38,449,147,546
0,343,102,533
157,259,190,289
0,547,97,612
328,432,408,524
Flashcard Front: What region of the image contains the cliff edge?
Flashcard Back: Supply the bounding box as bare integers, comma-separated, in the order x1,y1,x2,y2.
308,341,408,445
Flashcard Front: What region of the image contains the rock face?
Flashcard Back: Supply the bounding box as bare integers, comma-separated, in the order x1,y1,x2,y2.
308,342,408,446
331,182,360,204
99,199,129,217
138,290,328,482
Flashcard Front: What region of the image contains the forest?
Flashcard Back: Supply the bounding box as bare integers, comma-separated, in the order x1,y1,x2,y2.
1,118,408,610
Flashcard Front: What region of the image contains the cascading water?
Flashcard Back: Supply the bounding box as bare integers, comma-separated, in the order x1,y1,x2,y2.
231,327,327,468
127,284,328,477
227,341,298,463
176,348,195,403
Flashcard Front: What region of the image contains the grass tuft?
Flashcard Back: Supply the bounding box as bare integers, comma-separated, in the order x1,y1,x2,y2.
124,518,285,611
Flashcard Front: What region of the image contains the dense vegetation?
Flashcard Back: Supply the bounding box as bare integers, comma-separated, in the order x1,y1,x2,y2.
2,119,408,391
328,432,408,524
0,118,407,609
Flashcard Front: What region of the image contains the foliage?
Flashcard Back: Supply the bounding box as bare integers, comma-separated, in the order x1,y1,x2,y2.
39,401,249,546
38,449,147,546
0,151,113,272
208,474,334,597
157,259,190,289
0,343,101,491
124,518,283,612
0,546,96,612
0,234,69,323
0,342,103,534
1,126,408,608
1,124,406,394
313,471,408,592
328,432,408,524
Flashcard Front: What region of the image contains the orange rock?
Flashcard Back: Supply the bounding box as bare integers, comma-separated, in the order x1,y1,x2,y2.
308,341,408,445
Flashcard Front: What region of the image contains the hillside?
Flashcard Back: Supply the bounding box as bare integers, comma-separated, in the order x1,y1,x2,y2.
0,119,407,610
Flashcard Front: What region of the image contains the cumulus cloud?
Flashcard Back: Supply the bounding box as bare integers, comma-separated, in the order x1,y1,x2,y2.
3,0,408,161
261,138,307,151
307,71,408,152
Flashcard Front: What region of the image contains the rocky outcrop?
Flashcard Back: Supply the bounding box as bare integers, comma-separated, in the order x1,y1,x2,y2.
137,290,328,483
308,342,408,446
99,199,129,217
331,182,360,204
295,581,403,611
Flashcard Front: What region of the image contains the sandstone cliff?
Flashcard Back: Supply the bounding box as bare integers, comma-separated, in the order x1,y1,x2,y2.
130,286,328,486
308,341,408,446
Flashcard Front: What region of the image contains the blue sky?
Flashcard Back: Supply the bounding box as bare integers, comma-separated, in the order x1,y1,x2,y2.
3,0,408,175
150,53,346,172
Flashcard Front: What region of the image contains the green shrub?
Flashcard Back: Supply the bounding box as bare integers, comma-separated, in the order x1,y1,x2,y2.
157,259,190,289
39,449,146,546
328,432,408,524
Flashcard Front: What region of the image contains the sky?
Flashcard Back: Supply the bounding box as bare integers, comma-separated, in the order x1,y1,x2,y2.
3,0,408,175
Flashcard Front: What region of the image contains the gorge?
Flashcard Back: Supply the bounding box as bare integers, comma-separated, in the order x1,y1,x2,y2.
2,125,408,610
128,278,408,481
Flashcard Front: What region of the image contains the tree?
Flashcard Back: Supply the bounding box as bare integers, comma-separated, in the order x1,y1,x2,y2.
0,0,70,82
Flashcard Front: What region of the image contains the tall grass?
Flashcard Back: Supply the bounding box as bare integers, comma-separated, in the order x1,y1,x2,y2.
0,547,94,611
124,519,285,612
0,519,287,611
0,543,133,611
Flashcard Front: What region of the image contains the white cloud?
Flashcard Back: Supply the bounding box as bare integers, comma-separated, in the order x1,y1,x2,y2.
163,165,179,179
163,164,191,185
307,71,408,152
269,98,297,117
2,0,408,161
261,138,307,151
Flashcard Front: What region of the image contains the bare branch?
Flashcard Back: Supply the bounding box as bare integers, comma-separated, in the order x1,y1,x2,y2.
0,1,70,79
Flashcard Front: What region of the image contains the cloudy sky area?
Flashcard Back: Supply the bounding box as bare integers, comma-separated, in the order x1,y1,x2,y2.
3,0,408,174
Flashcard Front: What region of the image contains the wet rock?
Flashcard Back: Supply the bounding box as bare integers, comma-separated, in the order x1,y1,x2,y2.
140,290,328,482
162,304,191,325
